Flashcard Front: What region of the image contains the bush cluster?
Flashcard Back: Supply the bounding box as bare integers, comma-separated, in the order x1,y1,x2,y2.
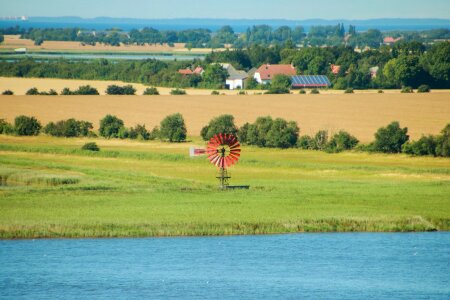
170,88,187,95
98,113,186,142
14,116,42,136
44,119,94,137
26,87,58,95
201,115,238,141
105,85,136,95
297,130,359,152
2,90,13,95
143,87,159,95
402,124,449,157
61,85,99,95
238,116,299,148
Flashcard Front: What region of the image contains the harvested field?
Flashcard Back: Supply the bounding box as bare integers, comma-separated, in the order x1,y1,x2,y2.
0,35,223,53
1,91,449,142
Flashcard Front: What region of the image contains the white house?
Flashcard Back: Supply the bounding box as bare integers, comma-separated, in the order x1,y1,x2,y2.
220,63,248,90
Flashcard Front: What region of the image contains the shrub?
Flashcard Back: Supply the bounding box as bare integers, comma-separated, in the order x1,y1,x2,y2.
265,119,299,148
264,86,290,94
344,88,354,94
129,124,150,140
417,84,430,93
76,85,100,95
310,88,320,94
99,115,125,138
14,115,41,136
297,135,314,149
238,90,247,95
150,126,160,140
117,126,129,139
81,142,100,151
2,90,13,95
401,86,413,93
312,130,328,150
106,85,136,95
378,90,384,93
0,119,14,134
143,87,159,95
435,124,450,157
299,89,306,94
170,88,186,95
373,121,409,153
200,115,238,141
211,90,220,95
159,113,187,142
402,135,436,156
44,119,93,137
25,88,58,95
246,116,274,147
326,131,359,153
244,116,299,148
238,123,250,143
26,88,39,95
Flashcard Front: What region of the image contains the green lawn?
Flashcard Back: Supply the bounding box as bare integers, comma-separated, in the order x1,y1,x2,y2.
0,135,449,238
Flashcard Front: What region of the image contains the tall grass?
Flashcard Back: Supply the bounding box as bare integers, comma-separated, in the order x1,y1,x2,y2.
0,135,449,239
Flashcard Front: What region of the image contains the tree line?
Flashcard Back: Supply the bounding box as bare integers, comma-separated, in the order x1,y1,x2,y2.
1,25,449,48
1,40,449,89
1,115,448,157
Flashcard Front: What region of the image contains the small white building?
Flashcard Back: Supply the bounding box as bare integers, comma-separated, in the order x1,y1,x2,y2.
220,63,249,90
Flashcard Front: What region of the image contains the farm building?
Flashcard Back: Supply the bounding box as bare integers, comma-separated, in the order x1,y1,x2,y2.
254,64,297,84
291,75,331,89
220,63,249,90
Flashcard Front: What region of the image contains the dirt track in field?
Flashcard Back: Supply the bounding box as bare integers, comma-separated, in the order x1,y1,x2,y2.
1,92,449,142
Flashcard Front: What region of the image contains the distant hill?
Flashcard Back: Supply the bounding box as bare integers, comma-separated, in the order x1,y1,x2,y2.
1,17,449,32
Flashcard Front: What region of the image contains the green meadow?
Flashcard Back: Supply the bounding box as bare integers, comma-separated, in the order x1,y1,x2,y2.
0,135,449,239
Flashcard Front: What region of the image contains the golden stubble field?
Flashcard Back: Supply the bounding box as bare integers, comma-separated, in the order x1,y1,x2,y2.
1,92,449,142
0,35,223,53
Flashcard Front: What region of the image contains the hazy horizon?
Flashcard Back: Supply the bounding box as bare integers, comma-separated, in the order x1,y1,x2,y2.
2,0,450,19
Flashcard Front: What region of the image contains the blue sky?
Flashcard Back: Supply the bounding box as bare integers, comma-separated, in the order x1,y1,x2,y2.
1,0,450,19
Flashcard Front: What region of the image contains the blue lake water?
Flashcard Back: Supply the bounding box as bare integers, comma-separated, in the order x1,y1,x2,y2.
1,232,449,299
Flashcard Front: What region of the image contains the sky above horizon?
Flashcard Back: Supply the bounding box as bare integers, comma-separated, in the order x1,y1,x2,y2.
1,0,450,19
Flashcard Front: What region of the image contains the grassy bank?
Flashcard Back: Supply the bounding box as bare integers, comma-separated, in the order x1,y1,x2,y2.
0,135,449,239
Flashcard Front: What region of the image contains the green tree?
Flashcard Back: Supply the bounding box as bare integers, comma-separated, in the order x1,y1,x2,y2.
143,87,159,95
246,116,273,147
265,118,299,148
159,113,187,142
99,115,124,138
373,121,409,153
421,42,450,85
200,114,238,141
14,115,41,136
326,131,359,153
202,63,228,87
435,124,450,157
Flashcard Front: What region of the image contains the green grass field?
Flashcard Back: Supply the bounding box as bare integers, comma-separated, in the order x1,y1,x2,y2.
0,135,449,239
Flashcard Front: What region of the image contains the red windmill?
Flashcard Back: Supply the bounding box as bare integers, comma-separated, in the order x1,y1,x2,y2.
206,133,241,188
190,133,245,189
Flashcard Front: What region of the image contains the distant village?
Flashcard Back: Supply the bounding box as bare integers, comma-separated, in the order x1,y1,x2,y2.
178,63,333,90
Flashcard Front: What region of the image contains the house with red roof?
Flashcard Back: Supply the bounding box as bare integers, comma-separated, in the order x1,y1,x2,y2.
254,64,297,84
330,64,341,75
383,37,402,45
178,66,204,76
178,68,193,76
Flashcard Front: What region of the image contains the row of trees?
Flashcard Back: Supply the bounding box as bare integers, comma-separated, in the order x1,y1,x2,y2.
1,115,448,157
5,25,449,49
2,40,448,89
20,85,187,96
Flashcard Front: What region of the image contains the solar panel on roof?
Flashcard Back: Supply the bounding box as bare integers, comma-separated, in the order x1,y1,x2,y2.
291,75,331,87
